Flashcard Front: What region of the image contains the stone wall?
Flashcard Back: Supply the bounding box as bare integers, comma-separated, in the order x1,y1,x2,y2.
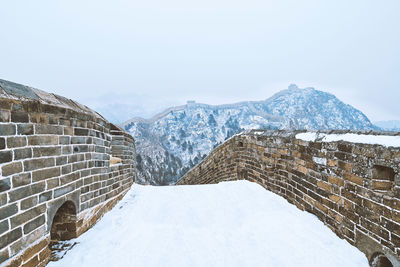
177,130,400,266
0,79,136,266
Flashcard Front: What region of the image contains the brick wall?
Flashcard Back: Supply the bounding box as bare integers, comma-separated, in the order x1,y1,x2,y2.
177,130,400,266
0,80,136,266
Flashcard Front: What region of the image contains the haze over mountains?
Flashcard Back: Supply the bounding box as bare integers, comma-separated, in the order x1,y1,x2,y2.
122,84,376,185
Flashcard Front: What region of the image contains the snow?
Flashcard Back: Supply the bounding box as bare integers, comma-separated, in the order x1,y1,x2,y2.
296,132,400,147
49,181,368,267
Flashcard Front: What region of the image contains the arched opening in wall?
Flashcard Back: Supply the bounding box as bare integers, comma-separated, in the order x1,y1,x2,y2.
371,253,393,267
371,165,395,191
49,201,78,261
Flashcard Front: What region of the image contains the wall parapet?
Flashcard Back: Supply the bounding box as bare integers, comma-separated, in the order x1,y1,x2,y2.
0,79,136,266
177,129,400,266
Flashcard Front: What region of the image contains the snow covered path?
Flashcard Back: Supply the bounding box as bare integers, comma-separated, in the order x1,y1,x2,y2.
49,181,368,267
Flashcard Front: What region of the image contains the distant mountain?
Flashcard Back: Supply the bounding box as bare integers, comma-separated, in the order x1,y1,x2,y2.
374,120,400,131
123,84,376,185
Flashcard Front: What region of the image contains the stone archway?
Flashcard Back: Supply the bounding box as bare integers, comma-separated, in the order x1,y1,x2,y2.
371,253,394,267
49,201,78,261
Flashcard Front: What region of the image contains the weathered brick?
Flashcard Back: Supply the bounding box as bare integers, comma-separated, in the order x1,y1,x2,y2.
0,227,22,250
2,162,22,176
0,220,8,235
0,247,9,264
7,136,27,148
46,178,59,189
0,178,11,193
0,150,12,164
17,124,34,135
24,158,55,172
371,180,393,191
32,146,61,157
22,255,39,267
23,215,45,234
12,173,31,188
20,196,38,210
343,173,364,186
27,136,58,146
54,184,75,198
317,181,331,192
0,203,18,220
0,110,10,122
0,194,6,206
0,124,16,136
39,191,52,203
0,138,4,150
21,238,48,263
11,111,29,123
10,204,46,229
14,147,32,160
34,124,63,135
74,128,89,136
32,167,61,182
8,182,45,202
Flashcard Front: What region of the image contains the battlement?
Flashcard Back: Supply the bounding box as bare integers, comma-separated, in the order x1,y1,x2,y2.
0,80,136,266
177,130,400,266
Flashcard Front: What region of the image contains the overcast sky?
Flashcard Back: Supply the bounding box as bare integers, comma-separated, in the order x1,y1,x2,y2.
1,0,399,122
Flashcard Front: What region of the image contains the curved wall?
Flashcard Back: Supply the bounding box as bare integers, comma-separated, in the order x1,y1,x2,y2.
0,80,136,266
177,130,400,266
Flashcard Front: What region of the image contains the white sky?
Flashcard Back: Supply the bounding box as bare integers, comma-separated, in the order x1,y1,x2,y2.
1,0,399,121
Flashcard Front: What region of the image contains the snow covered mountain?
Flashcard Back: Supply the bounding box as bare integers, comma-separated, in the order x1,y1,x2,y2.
123,84,376,185
374,120,400,131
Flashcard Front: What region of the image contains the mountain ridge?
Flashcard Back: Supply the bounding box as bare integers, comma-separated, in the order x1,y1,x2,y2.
124,84,376,185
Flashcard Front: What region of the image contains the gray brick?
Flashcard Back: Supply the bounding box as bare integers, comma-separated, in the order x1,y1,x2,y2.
20,196,38,210
23,214,45,234
32,146,61,157
0,227,22,250
10,204,45,228
0,194,6,206
28,135,58,146
12,173,31,188
59,136,71,145
56,156,68,166
0,247,9,264
0,124,16,136
35,124,63,135
11,112,29,123
54,184,75,198
24,157,55,171
0,203,18,220
32,167,60,182
46,178,59,189
6,136,26,148
0,138,4,150
2,162,22,177
74,128,88,136
14,147,32,160
0,179,10,193
60,172,80,185
8,182,45,202
61,146,72,155
0,151,12,164
0,220,8,235
61,165,72,175
17,124,34,135
0,110,10,123
39,191,52,203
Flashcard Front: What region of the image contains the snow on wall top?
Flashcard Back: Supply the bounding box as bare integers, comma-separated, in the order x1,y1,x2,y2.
295,132,400,148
